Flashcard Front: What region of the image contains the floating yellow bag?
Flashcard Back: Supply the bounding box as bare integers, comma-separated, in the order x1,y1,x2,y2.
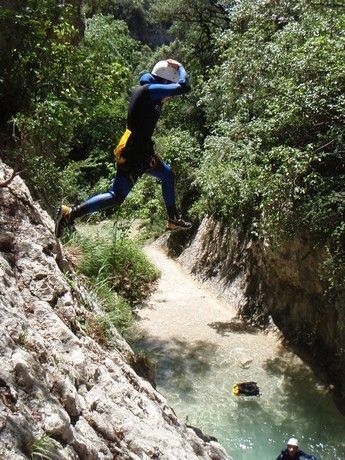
232,384,240,396
114,128,131,165
232,382,260,397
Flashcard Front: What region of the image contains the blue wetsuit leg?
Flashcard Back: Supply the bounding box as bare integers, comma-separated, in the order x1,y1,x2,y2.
79,171,135,214
71,160,174,219
146,160,176,209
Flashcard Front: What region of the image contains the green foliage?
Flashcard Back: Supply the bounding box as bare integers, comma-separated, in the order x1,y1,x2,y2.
194,136,263,228
156,127,201,206
97,296,133,336
149,0,230,68
195,0,345,291
0,1,77,128
28,434,54,460
5,11,139,209
64,223,160,333
118,175,166,225
73,227,160,306
201,1,345,223
12,97,80,205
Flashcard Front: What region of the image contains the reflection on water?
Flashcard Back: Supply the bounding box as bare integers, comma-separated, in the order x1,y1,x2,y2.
130,330,345,460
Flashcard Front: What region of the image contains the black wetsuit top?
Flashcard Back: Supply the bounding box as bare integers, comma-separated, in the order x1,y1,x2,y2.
122,68,190,168
276,448,317,460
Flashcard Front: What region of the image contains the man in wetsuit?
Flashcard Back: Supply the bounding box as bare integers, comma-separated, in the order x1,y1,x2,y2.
55,58,192,237
276,438,318,460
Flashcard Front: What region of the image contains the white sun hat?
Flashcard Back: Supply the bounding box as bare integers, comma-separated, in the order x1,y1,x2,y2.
151,60,180,83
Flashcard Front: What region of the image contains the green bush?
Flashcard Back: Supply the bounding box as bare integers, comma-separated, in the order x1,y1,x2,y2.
195,0,345,292
65,226,160,333
71,222,159,290
78,231,160,304
98,296,133,336
159,0,345,295
6,11,138,210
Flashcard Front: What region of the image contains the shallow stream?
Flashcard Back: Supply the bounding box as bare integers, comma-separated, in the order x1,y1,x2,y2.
129,244,345,460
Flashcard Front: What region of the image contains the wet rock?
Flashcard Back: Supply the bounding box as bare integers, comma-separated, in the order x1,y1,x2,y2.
187,424,218,443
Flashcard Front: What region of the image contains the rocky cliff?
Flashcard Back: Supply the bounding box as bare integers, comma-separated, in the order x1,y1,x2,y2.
0,161,229,460
175,217,345,414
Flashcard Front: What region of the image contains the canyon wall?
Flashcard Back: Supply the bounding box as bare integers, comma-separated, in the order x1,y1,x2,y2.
174,217,345,413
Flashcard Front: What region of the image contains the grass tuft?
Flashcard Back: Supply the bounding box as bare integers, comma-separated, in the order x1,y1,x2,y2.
65,223,160,335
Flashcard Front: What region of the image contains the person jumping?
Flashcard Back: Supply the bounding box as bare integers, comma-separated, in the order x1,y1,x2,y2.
55,58,192,238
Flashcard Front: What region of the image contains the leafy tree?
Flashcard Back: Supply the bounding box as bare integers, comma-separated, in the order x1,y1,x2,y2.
196,0,345,290
149,0,230,68
82,0,169,47
4,9,140,209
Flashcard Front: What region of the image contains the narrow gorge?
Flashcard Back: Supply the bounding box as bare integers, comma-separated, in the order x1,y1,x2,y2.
171,218,345,416
1,156,344,459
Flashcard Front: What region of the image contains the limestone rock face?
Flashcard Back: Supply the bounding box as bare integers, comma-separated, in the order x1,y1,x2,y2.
0,162,229,460
176,217,345,413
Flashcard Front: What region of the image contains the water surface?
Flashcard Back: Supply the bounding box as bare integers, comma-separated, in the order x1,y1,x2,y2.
130,332,345,460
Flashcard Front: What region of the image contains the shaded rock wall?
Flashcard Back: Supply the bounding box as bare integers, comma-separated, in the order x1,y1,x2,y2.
0,162,229,460
175,217,345,413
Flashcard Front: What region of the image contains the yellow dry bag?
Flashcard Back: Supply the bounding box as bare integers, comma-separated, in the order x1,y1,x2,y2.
232,384,240,396
232,382,260,397
114,128,131,165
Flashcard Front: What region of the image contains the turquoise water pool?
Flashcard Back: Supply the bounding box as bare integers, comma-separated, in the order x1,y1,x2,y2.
130,334,345,460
